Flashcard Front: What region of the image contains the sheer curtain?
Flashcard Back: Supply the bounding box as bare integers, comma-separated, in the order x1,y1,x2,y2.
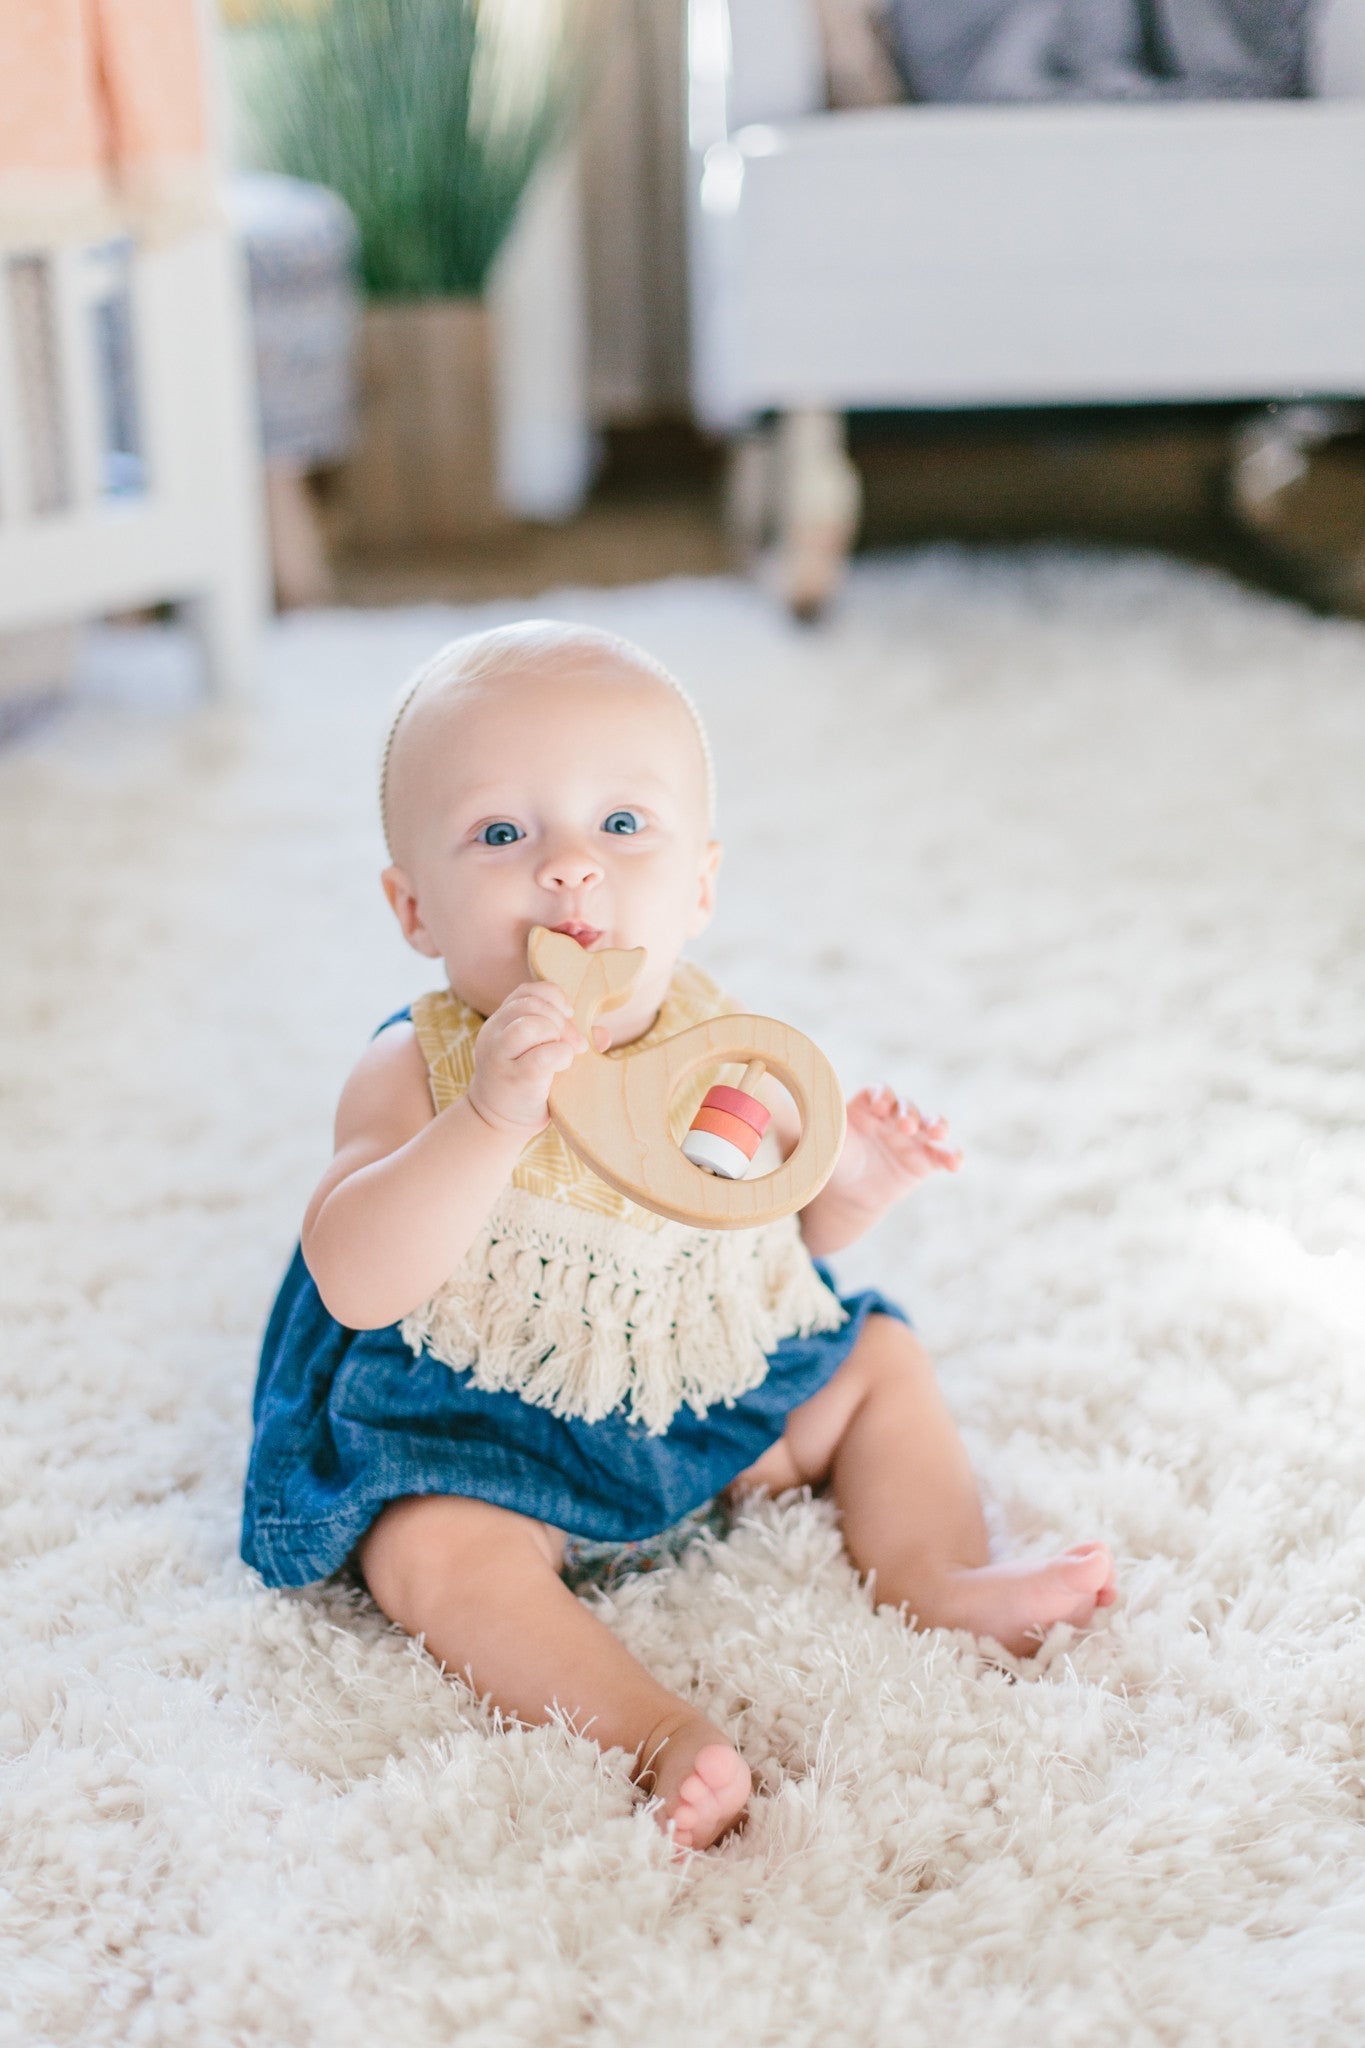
580,0,691,421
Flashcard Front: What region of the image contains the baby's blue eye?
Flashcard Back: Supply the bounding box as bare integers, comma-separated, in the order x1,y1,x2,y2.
602,810,644,836
478,821,523,846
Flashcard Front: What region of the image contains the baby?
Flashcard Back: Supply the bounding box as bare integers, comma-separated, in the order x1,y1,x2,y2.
242,620,1116,1853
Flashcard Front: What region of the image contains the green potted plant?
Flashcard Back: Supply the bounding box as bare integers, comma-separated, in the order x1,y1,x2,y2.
233,0,588,547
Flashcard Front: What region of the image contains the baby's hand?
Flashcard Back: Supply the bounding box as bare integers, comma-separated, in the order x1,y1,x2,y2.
467,982,600,1138
840,1087,963,1210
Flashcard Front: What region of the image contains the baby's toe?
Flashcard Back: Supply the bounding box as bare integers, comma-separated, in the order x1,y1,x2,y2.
1058,1542,1114,1595
693,1742,752,1809
671,1746,750,1852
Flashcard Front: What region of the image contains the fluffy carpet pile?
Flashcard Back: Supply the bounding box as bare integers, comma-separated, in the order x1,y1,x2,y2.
2,550,1362,2045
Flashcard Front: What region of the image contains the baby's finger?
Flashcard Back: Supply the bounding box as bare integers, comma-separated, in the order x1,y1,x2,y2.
501,1014,585,1060
500,983,574,1023
497,1013,556,1054
900,1103,946,1134
506,975,571,1003
510,1006,577,1050
515,1036,579,1081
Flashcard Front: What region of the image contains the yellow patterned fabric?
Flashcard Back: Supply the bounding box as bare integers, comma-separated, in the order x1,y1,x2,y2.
399,962,846,1434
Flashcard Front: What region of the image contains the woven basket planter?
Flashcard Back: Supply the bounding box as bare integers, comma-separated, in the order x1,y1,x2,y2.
340,296,501,548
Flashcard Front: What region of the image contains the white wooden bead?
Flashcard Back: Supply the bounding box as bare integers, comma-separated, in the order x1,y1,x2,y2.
681,1128,752,1180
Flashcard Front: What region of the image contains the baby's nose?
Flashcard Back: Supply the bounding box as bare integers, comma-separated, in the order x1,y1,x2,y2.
537,839,604,891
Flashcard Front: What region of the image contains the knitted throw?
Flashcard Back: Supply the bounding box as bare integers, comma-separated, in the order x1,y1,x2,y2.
400,963,845,1434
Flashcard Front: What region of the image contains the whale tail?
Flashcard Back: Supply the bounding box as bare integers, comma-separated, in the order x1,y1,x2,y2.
528,927,646,1026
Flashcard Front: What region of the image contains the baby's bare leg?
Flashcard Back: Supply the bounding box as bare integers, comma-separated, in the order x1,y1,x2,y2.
358,1494,750,1850
735,1316,1115,1655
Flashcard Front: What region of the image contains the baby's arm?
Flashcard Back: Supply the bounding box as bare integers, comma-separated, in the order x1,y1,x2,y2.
302,982,589,1329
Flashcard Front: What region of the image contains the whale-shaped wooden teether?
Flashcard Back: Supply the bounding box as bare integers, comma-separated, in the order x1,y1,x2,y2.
528,926,845,1230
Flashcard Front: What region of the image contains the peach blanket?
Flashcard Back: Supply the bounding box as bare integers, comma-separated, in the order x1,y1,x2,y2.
0,0,216,249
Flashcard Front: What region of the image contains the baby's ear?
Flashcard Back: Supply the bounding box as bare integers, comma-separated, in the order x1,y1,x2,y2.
687,839,723,937
381,866,441,958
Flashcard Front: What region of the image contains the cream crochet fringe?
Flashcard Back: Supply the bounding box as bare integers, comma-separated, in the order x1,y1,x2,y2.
400,1187,845,1436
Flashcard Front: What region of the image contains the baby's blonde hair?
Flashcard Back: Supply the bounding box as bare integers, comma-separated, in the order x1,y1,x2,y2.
379,620,716,859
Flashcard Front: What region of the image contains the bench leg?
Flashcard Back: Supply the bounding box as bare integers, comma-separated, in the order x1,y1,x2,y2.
723,427,777,565
183,564,264,697
774,409,861,621
265,461,334,610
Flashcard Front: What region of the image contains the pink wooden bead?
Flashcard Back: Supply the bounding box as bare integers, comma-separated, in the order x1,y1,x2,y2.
700,1084,771,1136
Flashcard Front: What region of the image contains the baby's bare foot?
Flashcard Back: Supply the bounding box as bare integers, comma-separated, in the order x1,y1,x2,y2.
915,1542,1117,1657
635,1708,751,1853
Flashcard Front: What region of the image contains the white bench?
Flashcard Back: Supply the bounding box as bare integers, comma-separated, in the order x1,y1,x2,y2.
687,0,1365,612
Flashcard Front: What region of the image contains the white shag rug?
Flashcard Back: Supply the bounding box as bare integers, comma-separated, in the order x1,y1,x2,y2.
2,550,1363,2047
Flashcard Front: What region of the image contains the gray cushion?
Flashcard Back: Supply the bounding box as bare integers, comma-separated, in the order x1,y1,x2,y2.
227,174,361,468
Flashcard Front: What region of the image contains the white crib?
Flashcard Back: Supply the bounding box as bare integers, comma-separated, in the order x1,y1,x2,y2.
0,224,267,695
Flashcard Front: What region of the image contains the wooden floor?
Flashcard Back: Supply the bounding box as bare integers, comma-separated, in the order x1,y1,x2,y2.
325,411,1365,617
330,495,730,607
327,420,728,607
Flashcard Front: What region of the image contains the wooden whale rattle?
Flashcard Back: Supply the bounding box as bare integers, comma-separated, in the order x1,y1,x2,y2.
528,926,846,1231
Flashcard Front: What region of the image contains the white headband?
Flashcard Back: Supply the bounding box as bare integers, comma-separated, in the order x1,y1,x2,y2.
379,623,717,857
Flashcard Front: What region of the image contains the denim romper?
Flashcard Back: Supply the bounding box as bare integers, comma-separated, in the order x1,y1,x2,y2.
241,1004,908,1588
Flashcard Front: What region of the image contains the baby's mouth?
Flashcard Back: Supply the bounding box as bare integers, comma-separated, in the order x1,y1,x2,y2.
547,920,604,949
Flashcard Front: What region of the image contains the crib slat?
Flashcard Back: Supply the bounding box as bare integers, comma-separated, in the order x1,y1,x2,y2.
0,259,31,523
48,247,104,514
